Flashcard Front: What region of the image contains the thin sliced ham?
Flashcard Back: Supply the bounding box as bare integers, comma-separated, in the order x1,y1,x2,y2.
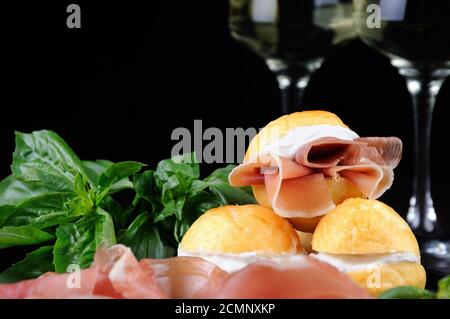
342,137,403,167
295,137,355,168
262,156,332,218
143,255,371,299
266,173,335,218
323,163,387,199
228,162,266,187
0,267,101,299
0,245,167,299
104,246,166,299
0,245,372,299
216,256,371,299
140,257,228,299
229,136,402,220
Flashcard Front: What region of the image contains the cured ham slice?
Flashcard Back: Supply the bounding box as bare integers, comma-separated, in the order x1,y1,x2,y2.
229,136,402,219
0,247,227,299
0,267,102,299
103,246,166,299
140,257,228,299
228,163,266,186
322,163,388,199
0,245,372,299
295,137,355,168
342,137,403,167
146,255,371,299
0,245,167,299
216,256,372,299
266,173,335,218
263,156,330,218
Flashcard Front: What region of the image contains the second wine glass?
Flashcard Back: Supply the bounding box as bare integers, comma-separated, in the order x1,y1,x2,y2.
353,0,450,274
229,0,355,114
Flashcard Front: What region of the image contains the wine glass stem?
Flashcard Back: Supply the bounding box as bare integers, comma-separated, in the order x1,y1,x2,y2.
274,73,310,115
268,59,323,114
404,74,444,238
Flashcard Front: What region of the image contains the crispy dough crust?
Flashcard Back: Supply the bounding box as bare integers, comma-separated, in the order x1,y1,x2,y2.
347,262,426,297
312,198,420,256
179,205,302,254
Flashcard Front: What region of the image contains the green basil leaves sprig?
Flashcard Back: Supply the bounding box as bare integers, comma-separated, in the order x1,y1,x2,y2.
0,130,255,283
0,130,144,282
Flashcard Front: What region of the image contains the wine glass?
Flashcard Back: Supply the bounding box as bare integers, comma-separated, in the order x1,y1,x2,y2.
353,0,450,273
229,0,355,114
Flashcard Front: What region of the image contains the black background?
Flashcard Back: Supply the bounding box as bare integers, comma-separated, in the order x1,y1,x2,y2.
1,0,450,270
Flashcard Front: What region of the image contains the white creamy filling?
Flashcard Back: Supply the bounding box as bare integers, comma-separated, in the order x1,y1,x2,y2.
311,252,419,272
257,124,359,160
177,250,306,273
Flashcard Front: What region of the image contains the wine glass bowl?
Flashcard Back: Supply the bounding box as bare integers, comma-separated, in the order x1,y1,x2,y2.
353,0,450,274
229,0,355,114
353,0,450,65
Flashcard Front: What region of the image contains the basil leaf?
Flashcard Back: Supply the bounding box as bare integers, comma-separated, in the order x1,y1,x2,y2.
134,170,157,199
131,171,158,211
73,173,89,197
96,161,146,203
174,191,222,242
204,165,256,205
53,209,116,273
12,131,90,192
82,160,113,184
83,160,133,192
0,175,54,207
437,275,450,299
156,194,186,222
379,286,435,299
95,208,116,248
99,196,126,230
0,205,15,226
118,213,175,259
0,226,54,249
53,216,97,273
155,153,200,188
69,174,95,214
0,246,54,283
3,193,79,229
153,154,203,222
130,171,162,225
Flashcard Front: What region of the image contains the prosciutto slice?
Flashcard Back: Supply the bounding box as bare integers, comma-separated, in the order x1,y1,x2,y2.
0,245,371,299
0,245,167,299
141,255,371,299
345,137,403,167
229,136,402,219
0,266,103,299
103,246,166,299
216,256,371,299
295,137,355,168
140,257,228,299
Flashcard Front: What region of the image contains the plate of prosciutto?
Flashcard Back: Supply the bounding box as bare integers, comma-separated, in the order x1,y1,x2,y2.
0,111,448,299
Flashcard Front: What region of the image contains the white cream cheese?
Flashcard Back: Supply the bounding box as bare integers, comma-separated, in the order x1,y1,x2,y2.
259,124,359,160
177,250,306,273
311,252,420,272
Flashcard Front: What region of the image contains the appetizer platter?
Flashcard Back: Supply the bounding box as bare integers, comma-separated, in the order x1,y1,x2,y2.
0,111,448,299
